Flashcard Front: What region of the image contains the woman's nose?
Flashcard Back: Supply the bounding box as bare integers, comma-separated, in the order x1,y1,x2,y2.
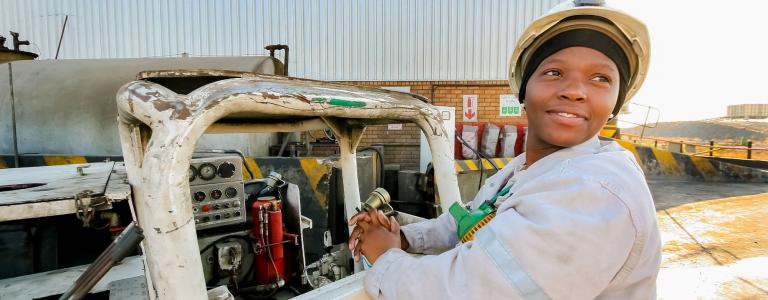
558,77,587,102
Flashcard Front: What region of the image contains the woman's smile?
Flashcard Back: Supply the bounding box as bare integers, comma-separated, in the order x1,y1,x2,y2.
545,107,589,126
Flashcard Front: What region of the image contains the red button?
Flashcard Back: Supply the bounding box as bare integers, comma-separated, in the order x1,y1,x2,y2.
201,204,210,212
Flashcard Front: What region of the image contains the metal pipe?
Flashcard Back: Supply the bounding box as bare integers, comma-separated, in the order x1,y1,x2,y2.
639,106,651,140
59,222,144,300
115,75,466,293
55,15,69,59
10,32,29,51
264,44,289,76
277,132,290,157
8,63,19,168
417,118,461,213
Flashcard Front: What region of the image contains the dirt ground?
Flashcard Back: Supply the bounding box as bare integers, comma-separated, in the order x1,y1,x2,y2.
650,180,768,299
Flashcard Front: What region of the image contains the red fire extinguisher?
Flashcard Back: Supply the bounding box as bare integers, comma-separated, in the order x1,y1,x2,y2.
251,197,285,287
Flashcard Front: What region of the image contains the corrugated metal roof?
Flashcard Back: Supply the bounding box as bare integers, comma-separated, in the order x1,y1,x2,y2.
0,0,563,81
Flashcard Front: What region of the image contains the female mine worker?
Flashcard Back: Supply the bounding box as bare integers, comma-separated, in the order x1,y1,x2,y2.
350,0,661,299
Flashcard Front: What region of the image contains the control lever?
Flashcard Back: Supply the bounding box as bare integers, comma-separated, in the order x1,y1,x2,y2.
59,222,144,300
258,171,285,197
360,187,396,217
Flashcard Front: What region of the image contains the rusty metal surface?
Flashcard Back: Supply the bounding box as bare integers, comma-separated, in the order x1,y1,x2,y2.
116,72,460,299
0,162,132,222
118,74,432,125
137,69,264,81
656,192,768,299
0,162,115,205
0,49,37,64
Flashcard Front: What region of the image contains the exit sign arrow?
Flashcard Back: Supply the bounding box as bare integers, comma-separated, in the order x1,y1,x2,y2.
463,95,478,121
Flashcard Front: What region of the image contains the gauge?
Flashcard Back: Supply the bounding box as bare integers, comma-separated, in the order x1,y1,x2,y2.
224,187,237,198
210,189,222,200
193,191,206,202
217,162,236,178
198,163,217,180
188,166,197,182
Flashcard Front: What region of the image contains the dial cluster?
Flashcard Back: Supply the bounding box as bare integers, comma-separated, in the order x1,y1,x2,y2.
188,161,237,182
188,156,246,230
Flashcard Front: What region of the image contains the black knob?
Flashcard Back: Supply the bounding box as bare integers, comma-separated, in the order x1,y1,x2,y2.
224,187,237,198
217,162,236,178
214,215,221,220
211,189,222,200
193,192,206,202
234,211,241,217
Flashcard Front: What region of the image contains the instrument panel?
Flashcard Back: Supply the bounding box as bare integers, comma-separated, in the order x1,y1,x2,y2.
189,156,246,230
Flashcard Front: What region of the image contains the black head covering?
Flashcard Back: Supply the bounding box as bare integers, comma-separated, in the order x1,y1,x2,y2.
518,28,630,116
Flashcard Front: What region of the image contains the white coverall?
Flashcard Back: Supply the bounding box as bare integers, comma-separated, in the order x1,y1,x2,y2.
364,136,661,299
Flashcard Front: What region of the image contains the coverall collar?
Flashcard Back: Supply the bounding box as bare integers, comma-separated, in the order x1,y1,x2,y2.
511,135,602,188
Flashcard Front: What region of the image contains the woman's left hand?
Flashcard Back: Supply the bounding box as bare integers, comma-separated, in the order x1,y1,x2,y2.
349,210,401,264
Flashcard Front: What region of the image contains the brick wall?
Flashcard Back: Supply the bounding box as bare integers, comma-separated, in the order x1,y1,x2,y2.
308,80,530,170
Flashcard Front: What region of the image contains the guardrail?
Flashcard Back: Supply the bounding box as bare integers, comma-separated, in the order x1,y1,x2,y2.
618,133,767,160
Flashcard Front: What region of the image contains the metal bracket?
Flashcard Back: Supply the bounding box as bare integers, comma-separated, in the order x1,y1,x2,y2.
74,190,113,228
300,215,313,231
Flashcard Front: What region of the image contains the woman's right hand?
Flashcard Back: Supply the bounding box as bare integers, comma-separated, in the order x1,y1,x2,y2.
348,210,409,262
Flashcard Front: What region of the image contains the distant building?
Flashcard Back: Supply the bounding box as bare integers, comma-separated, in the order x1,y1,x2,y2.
727,104,768,119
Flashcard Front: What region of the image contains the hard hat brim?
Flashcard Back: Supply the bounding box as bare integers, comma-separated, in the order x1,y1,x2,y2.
509,6,650,104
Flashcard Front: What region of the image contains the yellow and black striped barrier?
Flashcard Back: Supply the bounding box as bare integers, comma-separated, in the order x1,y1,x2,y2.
454,158,513,174
3,146,766,183
0,155,121,169
613,139,768,182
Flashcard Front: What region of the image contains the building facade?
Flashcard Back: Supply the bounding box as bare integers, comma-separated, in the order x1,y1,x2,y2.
727,104,768,119
1,0,563,169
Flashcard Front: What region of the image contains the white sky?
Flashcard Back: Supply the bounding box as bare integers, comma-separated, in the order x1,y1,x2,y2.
608,1,768,126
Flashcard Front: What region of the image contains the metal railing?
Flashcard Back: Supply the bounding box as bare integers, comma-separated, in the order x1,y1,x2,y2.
618,133,768,160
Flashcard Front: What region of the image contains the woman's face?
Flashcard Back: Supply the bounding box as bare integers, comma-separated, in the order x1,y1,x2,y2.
523,46,620,149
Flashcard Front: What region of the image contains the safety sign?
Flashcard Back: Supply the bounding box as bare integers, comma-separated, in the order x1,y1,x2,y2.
499,94,522,117
463,95,478,121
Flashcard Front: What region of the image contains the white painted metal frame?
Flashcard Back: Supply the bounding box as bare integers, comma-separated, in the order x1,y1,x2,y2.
116,72,460,299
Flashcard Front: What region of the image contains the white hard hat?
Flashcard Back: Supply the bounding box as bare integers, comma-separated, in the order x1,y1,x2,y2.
508,0,650,113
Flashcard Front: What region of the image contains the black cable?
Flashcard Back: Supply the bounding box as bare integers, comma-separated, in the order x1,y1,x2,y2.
358,146,385,188
457,134,484,191
456,134,500,191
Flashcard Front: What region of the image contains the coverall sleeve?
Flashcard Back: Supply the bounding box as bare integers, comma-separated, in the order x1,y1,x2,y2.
399,161,515,255
399,212,459,255
364,177,637,300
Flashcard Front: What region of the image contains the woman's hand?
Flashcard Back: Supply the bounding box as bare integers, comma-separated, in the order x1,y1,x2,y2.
348,210,401,264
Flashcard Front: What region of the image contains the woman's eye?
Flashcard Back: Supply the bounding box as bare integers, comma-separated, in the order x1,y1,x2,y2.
543,70,561,77
592,75,611,83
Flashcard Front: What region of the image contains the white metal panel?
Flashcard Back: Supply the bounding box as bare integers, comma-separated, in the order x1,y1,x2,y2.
0,0,562,81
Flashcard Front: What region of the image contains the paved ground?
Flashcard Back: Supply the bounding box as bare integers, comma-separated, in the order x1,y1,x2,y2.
649,180,768,299
648,179,768,210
